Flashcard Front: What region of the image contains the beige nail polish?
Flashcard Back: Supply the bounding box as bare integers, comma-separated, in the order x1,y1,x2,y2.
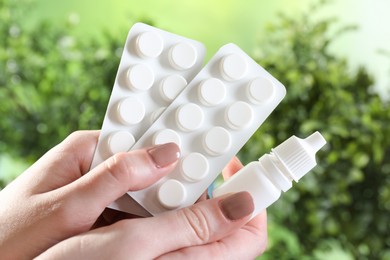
219,191,254,221
147,143,180,168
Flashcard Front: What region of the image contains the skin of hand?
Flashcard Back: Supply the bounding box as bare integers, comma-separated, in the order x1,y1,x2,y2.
0,130,267,259
0,130,180,259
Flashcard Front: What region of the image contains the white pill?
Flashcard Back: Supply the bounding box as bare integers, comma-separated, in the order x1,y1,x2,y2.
203,127,232,156
198,78,226,106
107,131,135,155
135,31,164,58
126,64,154,91
149,106,166,124
169,42,197,70
117,97,145,125
158,179,187,209
181,153,209,182
225,101,254,130
160,74,188,102
220,53,248,81
153,129,181,147
176,103,204,132
247,77,275,104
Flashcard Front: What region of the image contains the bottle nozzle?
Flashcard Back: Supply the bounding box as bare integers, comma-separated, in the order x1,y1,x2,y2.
305,132,327,154
271,131,327,182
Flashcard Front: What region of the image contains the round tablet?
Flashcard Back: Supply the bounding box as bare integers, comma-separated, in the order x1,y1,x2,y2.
160,74,188,102
169,42,197,70
247,77,275,104
203,127,232,156
198,78,226,106
181,153,209,182
126,64,154,91
176,103,204,132
107,131,135,155
116,97,145,125
220,53,248,81
153,129,181,147
225,101,254,130
158,179,187,209
149,106,166,124
135,31,164,58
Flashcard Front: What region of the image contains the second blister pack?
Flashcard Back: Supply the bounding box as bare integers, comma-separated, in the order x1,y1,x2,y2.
127,43,287,215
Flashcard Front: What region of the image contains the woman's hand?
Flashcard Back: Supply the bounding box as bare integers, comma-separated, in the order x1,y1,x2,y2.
0,130,267,259
38,157,268,259
0,130,180,259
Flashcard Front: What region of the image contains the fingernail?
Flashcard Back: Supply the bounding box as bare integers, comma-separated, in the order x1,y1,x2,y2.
147,143,180,168
219,191,254,221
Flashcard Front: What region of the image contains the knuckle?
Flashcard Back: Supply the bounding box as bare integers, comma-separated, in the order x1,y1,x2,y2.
64,131,87,145
180,206,211,245
56,131,88,153
61,130,97,149
68,130,84,139
103,152,133,185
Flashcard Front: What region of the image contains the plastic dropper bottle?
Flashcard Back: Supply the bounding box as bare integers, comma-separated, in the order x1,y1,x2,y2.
213,131,327,219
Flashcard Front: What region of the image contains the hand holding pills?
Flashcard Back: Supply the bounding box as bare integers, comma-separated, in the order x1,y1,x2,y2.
88,23,286,216
0,131,267,259
0,22,289,258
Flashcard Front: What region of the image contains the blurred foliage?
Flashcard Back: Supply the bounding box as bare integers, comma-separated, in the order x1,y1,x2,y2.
1,0,390,259
0,0,118,161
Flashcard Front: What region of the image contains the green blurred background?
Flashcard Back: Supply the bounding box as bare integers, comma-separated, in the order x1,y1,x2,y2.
1,0,389,259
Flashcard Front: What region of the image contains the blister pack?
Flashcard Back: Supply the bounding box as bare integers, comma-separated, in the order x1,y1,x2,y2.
90,23,206,170
127,43,286,215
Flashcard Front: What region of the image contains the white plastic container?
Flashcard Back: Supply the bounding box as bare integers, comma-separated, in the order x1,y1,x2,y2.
213,131,327,219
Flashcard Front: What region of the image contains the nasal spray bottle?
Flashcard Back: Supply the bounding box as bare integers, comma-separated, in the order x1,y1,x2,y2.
213,131,327,219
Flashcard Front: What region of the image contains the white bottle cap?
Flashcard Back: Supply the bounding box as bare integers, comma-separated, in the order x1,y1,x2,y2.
271,131,327,181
